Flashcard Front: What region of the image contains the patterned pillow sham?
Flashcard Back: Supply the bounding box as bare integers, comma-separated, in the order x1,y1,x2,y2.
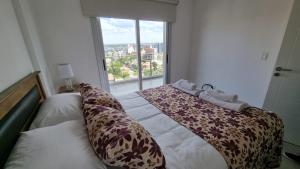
79,83,124,112
83,103,166,169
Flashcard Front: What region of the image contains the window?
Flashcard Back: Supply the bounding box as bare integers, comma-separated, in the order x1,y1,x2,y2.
98,17,168,96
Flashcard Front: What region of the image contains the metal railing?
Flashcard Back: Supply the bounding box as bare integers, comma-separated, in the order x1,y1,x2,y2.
110,75,163,86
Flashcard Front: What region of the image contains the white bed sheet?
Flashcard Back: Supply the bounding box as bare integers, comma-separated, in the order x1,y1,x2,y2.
117,93,228,169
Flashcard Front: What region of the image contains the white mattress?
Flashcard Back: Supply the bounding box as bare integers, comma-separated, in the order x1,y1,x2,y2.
117,93,227,169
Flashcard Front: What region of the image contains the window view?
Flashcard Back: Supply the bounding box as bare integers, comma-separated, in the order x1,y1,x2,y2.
100,17,166,95
100,18,139,95
140,20,165,90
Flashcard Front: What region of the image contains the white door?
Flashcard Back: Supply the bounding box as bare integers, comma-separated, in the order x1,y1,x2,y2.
264,1,300,146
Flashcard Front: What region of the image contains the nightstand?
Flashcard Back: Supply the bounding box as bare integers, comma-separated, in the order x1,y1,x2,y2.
58,84,80,93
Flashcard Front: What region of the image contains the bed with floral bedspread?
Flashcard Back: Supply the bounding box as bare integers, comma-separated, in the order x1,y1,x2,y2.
138,85,283,169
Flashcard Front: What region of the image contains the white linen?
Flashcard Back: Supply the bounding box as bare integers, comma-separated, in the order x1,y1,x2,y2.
174,79,197,90
199,91,248,112
172,83,200,96
117,93,227,169
206,90,238,102
4,121,107,169
30,93,83,129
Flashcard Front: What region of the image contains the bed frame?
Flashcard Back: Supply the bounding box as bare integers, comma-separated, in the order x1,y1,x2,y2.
0,71,46,168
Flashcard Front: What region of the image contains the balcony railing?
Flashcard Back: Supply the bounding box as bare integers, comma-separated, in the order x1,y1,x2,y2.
110,75,163,96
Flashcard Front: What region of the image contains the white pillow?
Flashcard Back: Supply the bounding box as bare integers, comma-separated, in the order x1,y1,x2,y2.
30,93,83,129
4,120,107,169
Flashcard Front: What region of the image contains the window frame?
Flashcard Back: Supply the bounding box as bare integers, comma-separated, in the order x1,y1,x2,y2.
90,17,171,92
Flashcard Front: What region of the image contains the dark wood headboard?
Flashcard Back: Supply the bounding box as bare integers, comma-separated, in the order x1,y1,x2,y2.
0,71,46,168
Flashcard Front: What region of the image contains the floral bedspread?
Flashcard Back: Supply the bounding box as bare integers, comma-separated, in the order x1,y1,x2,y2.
137,85,283,169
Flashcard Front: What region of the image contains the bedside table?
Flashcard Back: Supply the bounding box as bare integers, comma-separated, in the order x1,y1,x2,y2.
58,84,80,94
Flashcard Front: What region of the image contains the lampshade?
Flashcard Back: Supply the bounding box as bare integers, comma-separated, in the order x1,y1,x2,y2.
58,64,74,79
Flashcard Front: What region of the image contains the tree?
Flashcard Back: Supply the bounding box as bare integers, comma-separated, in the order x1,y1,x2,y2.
143,68,152,77
108,59,122,81
108,55,137,81
121,68,130,79
152,61,158,71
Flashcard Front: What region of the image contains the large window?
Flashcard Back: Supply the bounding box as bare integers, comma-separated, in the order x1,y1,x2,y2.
99,17,167,96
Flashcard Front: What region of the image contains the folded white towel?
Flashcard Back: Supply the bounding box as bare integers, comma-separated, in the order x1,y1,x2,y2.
172,83,201,96
174,79,197,90
207,90,238,102
199,91,248,112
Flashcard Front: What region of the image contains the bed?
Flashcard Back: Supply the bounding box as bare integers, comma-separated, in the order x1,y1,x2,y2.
0,72,46,168
0,72,283,169
116,92,227,169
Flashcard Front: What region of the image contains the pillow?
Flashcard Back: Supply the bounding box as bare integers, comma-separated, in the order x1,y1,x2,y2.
80,83,124,112
82,103,126,124
30,93,83,129
79,83,94,96
4,121,107,169
84,103,166,169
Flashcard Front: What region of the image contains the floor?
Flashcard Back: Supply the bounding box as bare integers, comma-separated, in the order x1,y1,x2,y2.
277,142,300,169
110,77,163,96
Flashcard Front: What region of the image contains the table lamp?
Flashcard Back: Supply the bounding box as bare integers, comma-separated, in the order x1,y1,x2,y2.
58,63,74,91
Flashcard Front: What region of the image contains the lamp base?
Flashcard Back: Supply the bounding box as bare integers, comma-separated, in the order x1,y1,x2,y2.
64,88,74,92
64,78,74,91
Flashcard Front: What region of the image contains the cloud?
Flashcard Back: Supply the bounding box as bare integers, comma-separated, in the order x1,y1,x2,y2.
140,20,164,32
101,18,135,33
100,17,164,44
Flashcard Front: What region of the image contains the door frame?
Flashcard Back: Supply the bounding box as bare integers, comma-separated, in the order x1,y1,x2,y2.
91,17,171,92
90,17,110,91
135,20,143,90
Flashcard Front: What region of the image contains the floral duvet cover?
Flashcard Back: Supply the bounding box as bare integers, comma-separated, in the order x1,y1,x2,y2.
138,85,283,169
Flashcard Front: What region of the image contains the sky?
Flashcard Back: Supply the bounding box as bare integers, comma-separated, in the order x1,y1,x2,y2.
100,17,164,44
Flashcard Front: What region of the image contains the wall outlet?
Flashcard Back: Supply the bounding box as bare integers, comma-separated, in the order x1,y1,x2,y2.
261,52,269,61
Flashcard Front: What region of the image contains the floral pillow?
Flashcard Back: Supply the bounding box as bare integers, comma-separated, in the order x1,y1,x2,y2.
79,83,124,112
83,103,166,169
82,102,124,124
79,83,94,96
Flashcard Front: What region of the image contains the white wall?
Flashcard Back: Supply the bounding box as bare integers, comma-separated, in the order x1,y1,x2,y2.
25,0,102,90
170,0,194,82
23,0,194,91
12,0,55,96
0,0,33,92
189,0,294,107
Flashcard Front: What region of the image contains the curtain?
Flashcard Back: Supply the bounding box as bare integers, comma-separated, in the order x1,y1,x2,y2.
80,0,179,22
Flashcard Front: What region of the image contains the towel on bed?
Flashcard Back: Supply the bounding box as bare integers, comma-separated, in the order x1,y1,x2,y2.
199,91,248,112
206,90,238,102
172,80,200,96
172,84,200,96
174,79,197,90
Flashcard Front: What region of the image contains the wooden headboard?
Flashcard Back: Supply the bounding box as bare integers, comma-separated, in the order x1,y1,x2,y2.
0,71,46,167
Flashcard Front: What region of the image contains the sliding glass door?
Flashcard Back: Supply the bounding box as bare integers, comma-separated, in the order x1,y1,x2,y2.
139,20,166,90
100,18,139,96
99,17,168,96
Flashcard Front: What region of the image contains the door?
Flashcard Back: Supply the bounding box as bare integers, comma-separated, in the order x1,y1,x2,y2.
100,18,140,96
264,1,300,146
99,17,168,96
139,20,166,90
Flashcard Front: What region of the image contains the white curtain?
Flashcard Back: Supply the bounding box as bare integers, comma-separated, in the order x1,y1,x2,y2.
80,0,179,22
